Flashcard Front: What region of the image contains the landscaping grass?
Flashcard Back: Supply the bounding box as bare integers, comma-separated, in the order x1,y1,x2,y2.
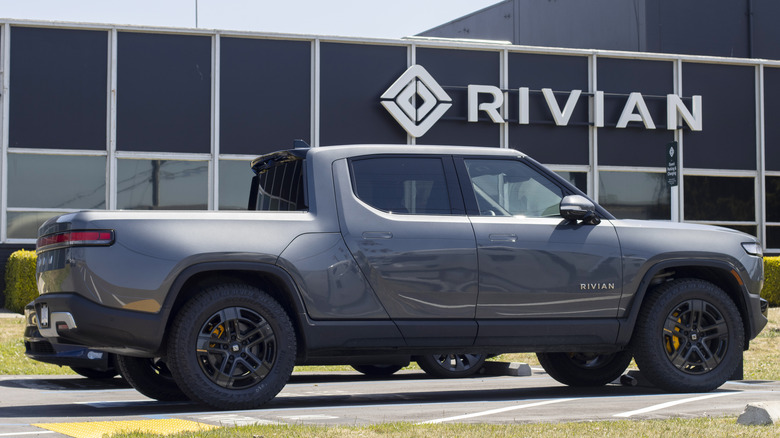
109,417,780,438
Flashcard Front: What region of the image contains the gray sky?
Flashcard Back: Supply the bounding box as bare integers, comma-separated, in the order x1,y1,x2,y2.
0,0,501,39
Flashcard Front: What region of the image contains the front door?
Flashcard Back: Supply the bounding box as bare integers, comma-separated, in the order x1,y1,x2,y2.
456,157,623,343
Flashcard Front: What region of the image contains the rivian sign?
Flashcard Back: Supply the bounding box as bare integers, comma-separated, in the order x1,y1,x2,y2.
382,65,702,138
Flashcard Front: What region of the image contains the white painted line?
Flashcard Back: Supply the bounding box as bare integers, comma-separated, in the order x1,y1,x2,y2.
0,431,55,436
419,398,579,424
614,392,735,418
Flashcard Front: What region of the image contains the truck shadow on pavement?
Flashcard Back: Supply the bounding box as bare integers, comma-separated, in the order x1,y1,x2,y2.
0,372,704,420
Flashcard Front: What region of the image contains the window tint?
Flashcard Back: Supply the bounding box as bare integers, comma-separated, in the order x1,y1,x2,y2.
599,171,670,220
683,175,754,222
117,159,208,210
351,157,452,215
464,159,563,217
8,154,106,209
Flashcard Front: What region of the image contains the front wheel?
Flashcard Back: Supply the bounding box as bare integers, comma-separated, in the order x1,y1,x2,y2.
632,279,743,393
417,353,487,378
536,351,632,387
168,283,297,410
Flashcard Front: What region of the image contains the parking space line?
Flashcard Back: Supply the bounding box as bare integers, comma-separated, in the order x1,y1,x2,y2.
613,392,735,418
419,398,579,424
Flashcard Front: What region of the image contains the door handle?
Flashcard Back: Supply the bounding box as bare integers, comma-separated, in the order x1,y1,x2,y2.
362,231,393,239
489,233,518,242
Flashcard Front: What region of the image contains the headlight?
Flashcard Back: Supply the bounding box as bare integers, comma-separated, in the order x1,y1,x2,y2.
741,242,763,257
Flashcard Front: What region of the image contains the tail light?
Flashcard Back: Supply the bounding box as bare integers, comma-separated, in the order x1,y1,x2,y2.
36,230,114,253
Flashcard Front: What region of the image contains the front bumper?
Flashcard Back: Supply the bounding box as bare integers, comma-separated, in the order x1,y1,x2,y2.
33,293,168,356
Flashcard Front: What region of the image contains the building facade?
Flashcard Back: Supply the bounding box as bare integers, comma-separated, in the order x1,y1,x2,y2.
0,19,778,275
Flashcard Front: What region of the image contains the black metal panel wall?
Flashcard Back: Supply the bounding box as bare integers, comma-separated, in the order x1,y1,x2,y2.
507,53,589,164
415,48,501,147
765,67,780,171
117,32,212,153
220,37,311,155
319,43,408,146
597,58,674,167
682,63,755,170
9,27,107,150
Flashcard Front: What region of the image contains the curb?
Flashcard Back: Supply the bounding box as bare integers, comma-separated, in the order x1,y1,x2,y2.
737,401,780,426
481,361,532,377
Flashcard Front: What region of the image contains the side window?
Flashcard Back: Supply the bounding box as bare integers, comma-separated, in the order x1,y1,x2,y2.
351,157,452,215
464,159,563,217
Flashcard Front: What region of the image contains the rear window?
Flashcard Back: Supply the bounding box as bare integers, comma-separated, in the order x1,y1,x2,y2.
248,155,307,211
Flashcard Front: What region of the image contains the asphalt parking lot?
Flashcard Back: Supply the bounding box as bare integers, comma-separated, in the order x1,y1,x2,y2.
1,367,779,437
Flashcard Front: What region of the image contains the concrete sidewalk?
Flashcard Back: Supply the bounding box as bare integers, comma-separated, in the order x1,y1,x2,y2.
0,308,23,318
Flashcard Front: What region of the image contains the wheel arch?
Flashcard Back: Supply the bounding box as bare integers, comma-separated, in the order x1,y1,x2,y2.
158,262,308,360
618,259,751,348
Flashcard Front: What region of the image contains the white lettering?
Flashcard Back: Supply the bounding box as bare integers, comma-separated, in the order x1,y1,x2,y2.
468,85,505,123
667,94,702,131
542,88,582,126
518,87,530,124
593,91,604,128
617,92,656,129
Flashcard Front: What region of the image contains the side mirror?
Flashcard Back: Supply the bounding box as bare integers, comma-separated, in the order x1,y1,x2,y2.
560,195,601,225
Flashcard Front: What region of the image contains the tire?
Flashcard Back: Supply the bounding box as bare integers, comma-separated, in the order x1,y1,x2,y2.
168,283,297,410
351,364,404,376
70,366,118,380
632,278,744,393
115,355,188,401
536,351,632,387
416,353,487,378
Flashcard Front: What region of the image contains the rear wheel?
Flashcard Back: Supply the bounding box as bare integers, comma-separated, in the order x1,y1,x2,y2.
417,353,486,378
168,283,297,410
115,355,188,401
536,351,632,387
632,279,743,392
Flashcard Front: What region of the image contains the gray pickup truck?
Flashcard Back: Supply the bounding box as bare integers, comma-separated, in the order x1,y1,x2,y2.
32,144,767,409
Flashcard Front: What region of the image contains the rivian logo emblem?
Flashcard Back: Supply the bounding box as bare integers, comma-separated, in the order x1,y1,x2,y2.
381,65,452,138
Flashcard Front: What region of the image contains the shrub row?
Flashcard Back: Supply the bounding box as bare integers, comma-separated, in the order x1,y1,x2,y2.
2,251,780,313
4,249,38,314
764,256,780,307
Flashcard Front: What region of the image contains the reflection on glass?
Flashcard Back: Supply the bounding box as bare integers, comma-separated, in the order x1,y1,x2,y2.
599,171,670,220
684,176,754,222
7,211,64,239
554,171,587,193
219,160,254,210
117,159,208,209
768,226,780,249
8,154,106,209
766,176,780,222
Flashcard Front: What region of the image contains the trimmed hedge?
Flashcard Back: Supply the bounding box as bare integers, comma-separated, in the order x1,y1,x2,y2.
4,249,38,314
765,256,780,307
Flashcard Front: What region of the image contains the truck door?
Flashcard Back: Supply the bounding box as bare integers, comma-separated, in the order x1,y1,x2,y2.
333,155,479,346
455,157,623,344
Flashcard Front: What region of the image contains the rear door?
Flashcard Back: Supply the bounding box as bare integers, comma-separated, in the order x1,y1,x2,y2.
333,155,479,346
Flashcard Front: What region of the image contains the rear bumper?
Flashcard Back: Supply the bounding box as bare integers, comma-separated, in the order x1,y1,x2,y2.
24,304,113,370
33,293,167,356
